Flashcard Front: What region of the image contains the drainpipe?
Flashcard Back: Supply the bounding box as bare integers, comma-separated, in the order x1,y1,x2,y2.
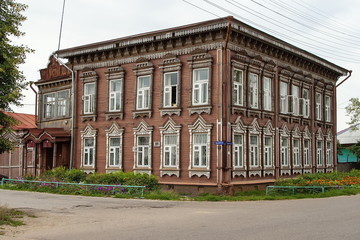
52,53,75,170
29,82,38,126
334,70,352,171
336,70,352,88
221,16,233,189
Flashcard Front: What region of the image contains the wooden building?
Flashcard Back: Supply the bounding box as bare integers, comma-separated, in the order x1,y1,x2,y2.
30,16,349,192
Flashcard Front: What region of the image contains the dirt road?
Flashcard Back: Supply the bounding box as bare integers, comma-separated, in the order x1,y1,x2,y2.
1,189,360,240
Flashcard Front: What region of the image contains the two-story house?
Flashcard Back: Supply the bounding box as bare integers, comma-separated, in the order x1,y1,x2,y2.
22,16,349,192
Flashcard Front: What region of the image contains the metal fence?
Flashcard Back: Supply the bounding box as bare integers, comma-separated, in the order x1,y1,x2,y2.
1,178,146,198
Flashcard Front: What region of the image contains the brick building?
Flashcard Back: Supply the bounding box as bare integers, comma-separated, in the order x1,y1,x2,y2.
28,17,349,191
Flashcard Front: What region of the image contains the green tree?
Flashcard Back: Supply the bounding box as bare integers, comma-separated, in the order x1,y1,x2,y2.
347,141,360,161
345,98,360,127
0,0,32,153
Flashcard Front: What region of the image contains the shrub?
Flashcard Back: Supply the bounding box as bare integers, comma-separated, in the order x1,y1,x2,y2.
65,169,86,183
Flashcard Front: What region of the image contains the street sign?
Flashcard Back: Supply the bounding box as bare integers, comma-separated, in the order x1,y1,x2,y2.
214,141,225,145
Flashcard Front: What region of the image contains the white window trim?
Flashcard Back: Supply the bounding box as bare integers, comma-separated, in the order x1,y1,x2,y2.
293,138,301,167
136,75,151,110
80,124,97,171
83,82,95,114
192,68,209,106
233,134,244,168
232,117,247,178
325,95,331,122
281,136,289,167
159,118,181,177
233,68,244,106
249,135,259,168
315,92,322,120
264,136,273,167
188,116,212,178
109,79,123,112
316,140,323,166
263,76,271,111
249,73,259,109
163,72,179,108
133,120,153,174
105,122,124,171
280,82,288,114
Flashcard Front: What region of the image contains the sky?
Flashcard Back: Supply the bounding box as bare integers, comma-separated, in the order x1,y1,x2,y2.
11,0,360,132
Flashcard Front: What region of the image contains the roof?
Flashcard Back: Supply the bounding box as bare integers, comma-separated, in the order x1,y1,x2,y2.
337,123,360,145
56,16,349,77
1,112,36,130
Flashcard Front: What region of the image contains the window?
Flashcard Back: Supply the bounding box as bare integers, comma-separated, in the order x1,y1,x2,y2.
263,77,271,111
193,134,208,167
137,76,151,110
43,93,55,118
326,141,332,166
109,79,122,112
315,92,322,120
325,95,331,122
43,90,70,119
249,135,259,167
281,137,289,166
233,134,244,167
280,82,288,114
300,89,310,118
264,136,272,167
233,69,243,106
109,138,121,167
163,135,177,167
163,72,178,108
249,73,259,108
192,68,209,105
317,140,323,166
137,136,150,167
288,85,299,115
84,83,95,114
303,139,310,166
293,139,300,166
83,138,94,166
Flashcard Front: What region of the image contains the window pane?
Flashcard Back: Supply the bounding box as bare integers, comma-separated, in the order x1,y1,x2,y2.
138,136,149,145
194,134,207,144
110,138,120,146
194,69,208,81
85,139,94,147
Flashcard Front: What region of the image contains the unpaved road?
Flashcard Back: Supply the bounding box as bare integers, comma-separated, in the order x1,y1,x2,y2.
1,189,360,240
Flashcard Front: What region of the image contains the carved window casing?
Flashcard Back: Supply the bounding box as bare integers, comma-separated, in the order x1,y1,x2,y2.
42,89,70,120
280,81,288,114
105,122,124,172
106,67,124,120
159,56,182,117
132,61,154,119
302,126,312,173
159,118,181,177
232,117,246,178
187,53,212,115
188,116,212,178
248,120,261,177
133,120,153,175
300,88,310,118
263,121,275,177
316,128,324,172
80,124,97,173
292,126,302,174
325,131,333,168
280,125,290,176
80,70,98,122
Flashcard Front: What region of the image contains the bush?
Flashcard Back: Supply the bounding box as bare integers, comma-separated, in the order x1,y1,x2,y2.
65,169,86,183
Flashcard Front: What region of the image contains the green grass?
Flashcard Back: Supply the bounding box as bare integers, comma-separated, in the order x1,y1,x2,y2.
0,206,26,228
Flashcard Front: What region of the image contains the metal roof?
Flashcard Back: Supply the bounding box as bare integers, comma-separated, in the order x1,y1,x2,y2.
1,112,36,130
337,123,360,145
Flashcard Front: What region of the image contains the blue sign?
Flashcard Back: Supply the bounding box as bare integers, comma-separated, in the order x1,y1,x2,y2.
214,141,225,145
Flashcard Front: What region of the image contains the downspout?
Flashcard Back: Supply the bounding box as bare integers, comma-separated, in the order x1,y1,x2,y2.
221,16,233,188
334,70,352,170
52,53,75,170
29,82,38,126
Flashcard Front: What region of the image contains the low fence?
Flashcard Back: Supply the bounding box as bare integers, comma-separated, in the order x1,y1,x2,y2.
265,185,347,195
0,178,146,198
